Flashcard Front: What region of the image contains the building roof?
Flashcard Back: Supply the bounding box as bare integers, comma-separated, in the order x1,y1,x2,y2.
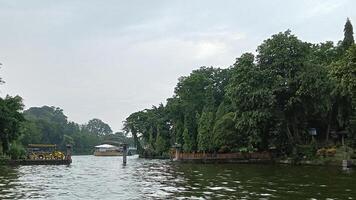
95,144,118,148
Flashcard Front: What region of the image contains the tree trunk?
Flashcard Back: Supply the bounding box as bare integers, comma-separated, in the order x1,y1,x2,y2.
292,115,301,144
131,130,143,154
286,122,294,145
326,124,330,143
326,103,336,144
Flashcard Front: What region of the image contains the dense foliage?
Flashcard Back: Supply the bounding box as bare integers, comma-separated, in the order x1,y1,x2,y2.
20,106,133,154
0,95,25,157
124,19,356,158
0,104,133,157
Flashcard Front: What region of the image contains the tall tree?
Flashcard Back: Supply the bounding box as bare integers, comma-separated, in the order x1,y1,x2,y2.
170,67,230,151
24,106,68,125
342,18,355,50
24,106,69,146
330,45,356,144
227,53,275,151
197,110,214,152
84,118,112,136
256,31,312,146
0,95,25,153
182,128,192,152
155,133,166,156
212,112,236,152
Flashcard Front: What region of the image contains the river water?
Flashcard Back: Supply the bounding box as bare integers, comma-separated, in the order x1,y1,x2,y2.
0,155,355,199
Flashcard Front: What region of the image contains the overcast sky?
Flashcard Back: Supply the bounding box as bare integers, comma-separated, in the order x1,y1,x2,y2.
0,0,355,131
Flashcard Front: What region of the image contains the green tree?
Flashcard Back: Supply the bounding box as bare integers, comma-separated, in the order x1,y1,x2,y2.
330,45,356,145
123,111,147,154
155,133,166,156
123,105,171,156
311,41,339,65
212,112,236,152
71,130,101,154
22,106,103,154
63,134,75,146
342,18,355,50
24,106,68,125
197,110,214,152
0,95,25,154
257,31,311,146
19,121,42,146
84,118,113,136
227,53,275,151
182,128,192,152
168,67,231,152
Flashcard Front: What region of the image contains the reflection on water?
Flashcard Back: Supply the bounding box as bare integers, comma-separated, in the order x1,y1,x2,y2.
0,155,355,199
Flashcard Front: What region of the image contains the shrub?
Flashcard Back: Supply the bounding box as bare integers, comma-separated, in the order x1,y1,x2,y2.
294,144,317,160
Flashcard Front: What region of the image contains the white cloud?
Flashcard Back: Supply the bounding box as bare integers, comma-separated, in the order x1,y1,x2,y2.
302,0,350,19
1,0,356,131
194,41,227,59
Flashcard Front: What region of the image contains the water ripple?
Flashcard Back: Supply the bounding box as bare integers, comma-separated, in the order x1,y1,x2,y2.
0,156,355,199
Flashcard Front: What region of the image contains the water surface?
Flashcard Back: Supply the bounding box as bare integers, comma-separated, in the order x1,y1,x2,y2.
0,155,355,199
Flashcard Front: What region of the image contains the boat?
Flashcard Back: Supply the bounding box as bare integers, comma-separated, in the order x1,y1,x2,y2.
6,144,72,166
94,144,122,156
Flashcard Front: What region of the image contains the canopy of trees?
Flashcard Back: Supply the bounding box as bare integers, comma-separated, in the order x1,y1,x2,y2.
124,19,356,158
1,104,133,157
20,106,133,154
0,95,25,155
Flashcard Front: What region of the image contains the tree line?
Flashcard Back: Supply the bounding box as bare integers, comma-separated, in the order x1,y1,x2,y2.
20,106,130,155
124,19,356,158
0,102,133,158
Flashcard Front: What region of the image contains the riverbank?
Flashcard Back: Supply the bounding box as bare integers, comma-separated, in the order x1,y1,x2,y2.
174,157,355,167
171,158,355,167
170,150,356,168
1,153,354,168
173,152,272,164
